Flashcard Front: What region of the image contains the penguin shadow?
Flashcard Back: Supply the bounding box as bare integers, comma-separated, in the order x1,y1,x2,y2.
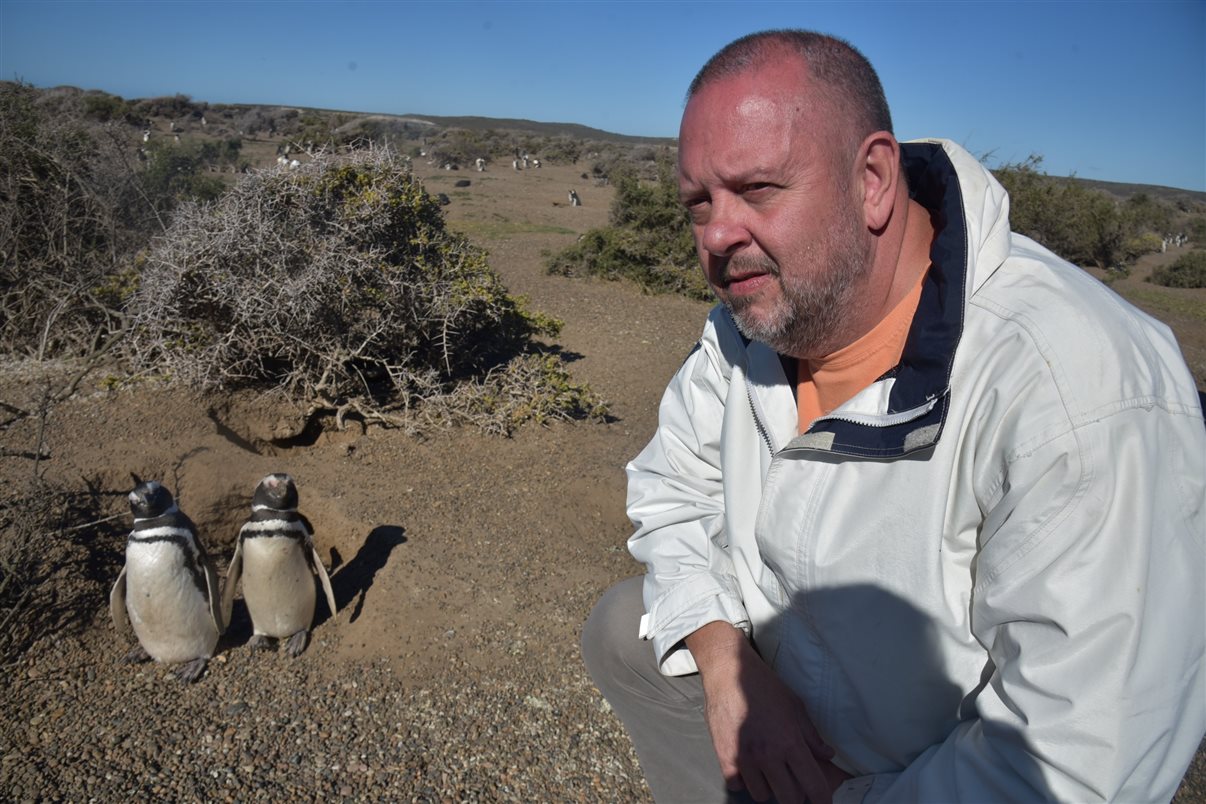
325,525,408,625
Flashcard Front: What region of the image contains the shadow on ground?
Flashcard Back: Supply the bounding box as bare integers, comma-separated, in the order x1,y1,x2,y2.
328,525,408,624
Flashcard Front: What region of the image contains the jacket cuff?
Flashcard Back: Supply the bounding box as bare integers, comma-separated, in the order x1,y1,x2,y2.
637,575,750,676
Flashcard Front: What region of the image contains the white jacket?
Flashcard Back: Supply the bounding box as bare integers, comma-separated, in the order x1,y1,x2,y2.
626,140,1206,802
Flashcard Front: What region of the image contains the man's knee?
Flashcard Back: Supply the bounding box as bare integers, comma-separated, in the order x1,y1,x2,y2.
582,578,726,801
581,575,648,692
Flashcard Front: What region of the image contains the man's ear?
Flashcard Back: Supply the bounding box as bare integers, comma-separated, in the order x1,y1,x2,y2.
858,132,900,233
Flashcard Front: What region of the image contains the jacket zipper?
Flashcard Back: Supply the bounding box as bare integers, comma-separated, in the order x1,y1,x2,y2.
746,384,775,456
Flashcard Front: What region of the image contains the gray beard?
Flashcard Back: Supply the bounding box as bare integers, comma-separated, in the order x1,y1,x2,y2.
722,244,869,358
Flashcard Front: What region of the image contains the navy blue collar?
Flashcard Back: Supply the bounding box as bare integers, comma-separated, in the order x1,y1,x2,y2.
792,142,968,458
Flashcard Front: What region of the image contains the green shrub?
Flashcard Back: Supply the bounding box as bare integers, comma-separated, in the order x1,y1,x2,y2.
992,156,1200,273
547,158,708,300
139,139,229,206
994,156,1127,269
1149,250,1206,289
132,93,202,120
1188,217,1206,247
124,147,604,434
81,91,130,122
541,136,583,165
1122,232,1164,262
1123,192,1175,236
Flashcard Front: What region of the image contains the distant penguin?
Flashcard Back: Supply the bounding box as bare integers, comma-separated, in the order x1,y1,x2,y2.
221,474,337,657
110,481,224,683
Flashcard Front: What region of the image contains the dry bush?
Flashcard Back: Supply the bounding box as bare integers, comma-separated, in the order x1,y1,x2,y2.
407,353,608,437
124,146,605,434
0,81,215,366
0,82,132,359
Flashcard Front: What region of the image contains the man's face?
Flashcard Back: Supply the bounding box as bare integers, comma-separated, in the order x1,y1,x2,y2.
678,57,872,359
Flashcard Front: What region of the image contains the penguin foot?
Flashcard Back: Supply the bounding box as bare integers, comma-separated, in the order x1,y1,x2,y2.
121,644,151,664
285,630,309,658
174,657,208,683
248,634,274,651
249,636,279,655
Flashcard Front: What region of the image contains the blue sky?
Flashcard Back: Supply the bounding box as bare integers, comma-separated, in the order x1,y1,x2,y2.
2,0,1203,191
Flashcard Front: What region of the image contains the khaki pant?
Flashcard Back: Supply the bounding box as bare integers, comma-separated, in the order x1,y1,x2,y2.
582,576,754,803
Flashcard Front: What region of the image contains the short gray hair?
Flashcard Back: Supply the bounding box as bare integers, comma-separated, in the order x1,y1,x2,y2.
687,30,893,141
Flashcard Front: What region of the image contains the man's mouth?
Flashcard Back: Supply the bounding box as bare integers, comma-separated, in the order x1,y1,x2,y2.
722,268,766,285
717,256,778,293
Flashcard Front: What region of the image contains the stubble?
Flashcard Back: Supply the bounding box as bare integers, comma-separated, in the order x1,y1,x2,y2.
719,204,870,359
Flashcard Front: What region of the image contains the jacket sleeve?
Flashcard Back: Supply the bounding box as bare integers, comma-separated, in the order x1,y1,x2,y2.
837,403,1206,803
626,312,752,676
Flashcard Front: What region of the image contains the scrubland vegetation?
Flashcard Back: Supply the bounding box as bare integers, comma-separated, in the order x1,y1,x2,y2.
4,80,1200,439
553,151,1206,298
992,154,1205,278
547,157,707,300
1150,249,1206,290
0,82,623,436
126,147,602,436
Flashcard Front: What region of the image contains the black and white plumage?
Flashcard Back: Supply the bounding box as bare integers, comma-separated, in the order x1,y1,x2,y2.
221,473,337,657
110,481,224,683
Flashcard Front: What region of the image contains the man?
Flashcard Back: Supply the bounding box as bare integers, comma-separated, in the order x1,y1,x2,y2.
582,29,1206,804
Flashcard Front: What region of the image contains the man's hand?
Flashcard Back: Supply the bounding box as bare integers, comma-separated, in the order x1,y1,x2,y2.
686,621,851,803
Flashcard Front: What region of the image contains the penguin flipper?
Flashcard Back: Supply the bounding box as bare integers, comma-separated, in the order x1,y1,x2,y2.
220,537,243,629
202,551,224,635
109,565,133,640
310,547,338,620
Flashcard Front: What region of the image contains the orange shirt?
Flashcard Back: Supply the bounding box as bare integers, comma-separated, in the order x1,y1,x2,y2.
797,264,930,434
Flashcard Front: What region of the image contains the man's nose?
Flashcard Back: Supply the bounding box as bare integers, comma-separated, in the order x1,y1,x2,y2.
699,199,752,257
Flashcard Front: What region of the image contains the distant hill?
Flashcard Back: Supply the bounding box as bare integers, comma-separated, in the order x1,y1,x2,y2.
222,101,675,147
394,113,675,147
152,102,1206,200
15,83,1201,198
1072,177,1206,208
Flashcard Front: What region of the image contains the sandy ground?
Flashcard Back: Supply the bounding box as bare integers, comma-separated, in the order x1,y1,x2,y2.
1,157,1202,800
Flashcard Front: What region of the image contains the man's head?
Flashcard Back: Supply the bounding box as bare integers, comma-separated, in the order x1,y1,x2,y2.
687,30,892,151
678,30,905,358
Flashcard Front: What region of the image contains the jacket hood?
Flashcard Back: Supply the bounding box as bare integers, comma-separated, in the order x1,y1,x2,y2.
908,139,1013,295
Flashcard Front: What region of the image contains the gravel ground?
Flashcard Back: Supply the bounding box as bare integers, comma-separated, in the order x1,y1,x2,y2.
3,629,647,801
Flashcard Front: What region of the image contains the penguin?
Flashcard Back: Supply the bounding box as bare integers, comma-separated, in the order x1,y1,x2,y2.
221,473,337,657
110,481,224,683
